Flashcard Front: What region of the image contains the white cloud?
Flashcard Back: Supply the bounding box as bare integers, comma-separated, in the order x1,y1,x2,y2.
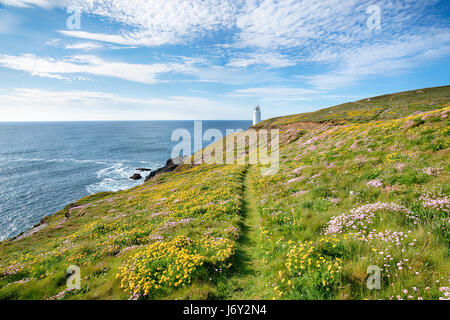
187,65,280,85
58,0,364,49
0,88,149,121
58,30,148,46
3,0,237,46
0,52,278,85
227,52,296,68
0,54,198,83
0,87,146,104
0,0,51,8
235,0,361,49
2,0,449,92
234,0,438,49
64,42,104,50
3,0,445,54
56,0,237,46
53,0,450,84
228,87,321,101
0,88,247,121
45,38,61,45
305,31,450,89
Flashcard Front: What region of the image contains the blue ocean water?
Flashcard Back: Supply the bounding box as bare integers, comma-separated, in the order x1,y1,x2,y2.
0,120,251,241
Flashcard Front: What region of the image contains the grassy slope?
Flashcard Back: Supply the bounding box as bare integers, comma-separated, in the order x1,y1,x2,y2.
0,86,449,300
251,106,449,300
253,85,450,128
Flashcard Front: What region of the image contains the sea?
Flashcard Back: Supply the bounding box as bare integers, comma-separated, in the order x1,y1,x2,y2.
0,120,252,241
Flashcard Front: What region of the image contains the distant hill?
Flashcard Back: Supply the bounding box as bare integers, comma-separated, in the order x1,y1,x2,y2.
253,85,450,129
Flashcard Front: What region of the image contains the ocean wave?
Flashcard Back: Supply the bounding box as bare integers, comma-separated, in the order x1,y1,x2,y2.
96,163,129,179
86,161,161,194
0,213,34,242
0,157,162,195
86,177,141,194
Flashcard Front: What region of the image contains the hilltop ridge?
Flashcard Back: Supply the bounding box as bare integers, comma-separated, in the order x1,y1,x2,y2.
253,85,450,129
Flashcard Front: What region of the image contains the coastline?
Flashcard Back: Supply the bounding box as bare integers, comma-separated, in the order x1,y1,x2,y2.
0,120,252,242
5,157,183,243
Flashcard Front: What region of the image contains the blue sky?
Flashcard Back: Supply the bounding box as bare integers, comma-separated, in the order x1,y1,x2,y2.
0,0,449,121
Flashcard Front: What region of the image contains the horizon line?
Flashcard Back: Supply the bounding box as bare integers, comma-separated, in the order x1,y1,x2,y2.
0,119,256,123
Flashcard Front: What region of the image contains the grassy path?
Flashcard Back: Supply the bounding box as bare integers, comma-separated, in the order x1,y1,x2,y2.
222,166,266,299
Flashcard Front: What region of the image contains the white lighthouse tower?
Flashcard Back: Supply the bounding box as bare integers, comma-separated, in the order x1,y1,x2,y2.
253,105,261,125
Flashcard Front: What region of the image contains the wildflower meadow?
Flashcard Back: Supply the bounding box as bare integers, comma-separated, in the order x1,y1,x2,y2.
0,86,448,300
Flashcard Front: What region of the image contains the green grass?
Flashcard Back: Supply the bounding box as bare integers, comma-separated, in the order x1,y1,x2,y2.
0,85,448,300
253,85,450,129
249,104,449,300
215,166,268,299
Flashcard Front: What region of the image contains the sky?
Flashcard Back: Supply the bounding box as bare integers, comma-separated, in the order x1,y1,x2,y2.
0,0,449,121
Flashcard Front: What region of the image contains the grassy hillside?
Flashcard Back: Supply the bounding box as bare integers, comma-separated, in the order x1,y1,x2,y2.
253,85,450,129
0,86,449,300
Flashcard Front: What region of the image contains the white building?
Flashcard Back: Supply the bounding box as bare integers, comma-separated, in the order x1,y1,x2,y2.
253,105,261,125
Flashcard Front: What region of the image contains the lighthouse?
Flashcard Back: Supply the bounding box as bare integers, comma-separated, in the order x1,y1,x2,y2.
253,105,261,125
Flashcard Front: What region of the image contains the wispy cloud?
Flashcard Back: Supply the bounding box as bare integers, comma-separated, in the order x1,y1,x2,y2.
53,1,450,88
227,52,296,69
0,88,247,121
64,42,104,50
0,52,280,85
234,0,439,49
228,87,321,101
0,87,146,104
56,0,237,46
304,31,450,89
0,54,198,83
58,30,148,46
0,0,51,8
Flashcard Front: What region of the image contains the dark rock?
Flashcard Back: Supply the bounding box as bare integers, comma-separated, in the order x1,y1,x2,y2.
144,157,186,182
136,168,152,172
130,173,142,180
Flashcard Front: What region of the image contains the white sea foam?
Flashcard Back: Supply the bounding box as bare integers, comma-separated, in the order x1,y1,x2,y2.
0,214,32,241
1,157,160,195
96,162,129,179
86,178,136,194
86,161,161,194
